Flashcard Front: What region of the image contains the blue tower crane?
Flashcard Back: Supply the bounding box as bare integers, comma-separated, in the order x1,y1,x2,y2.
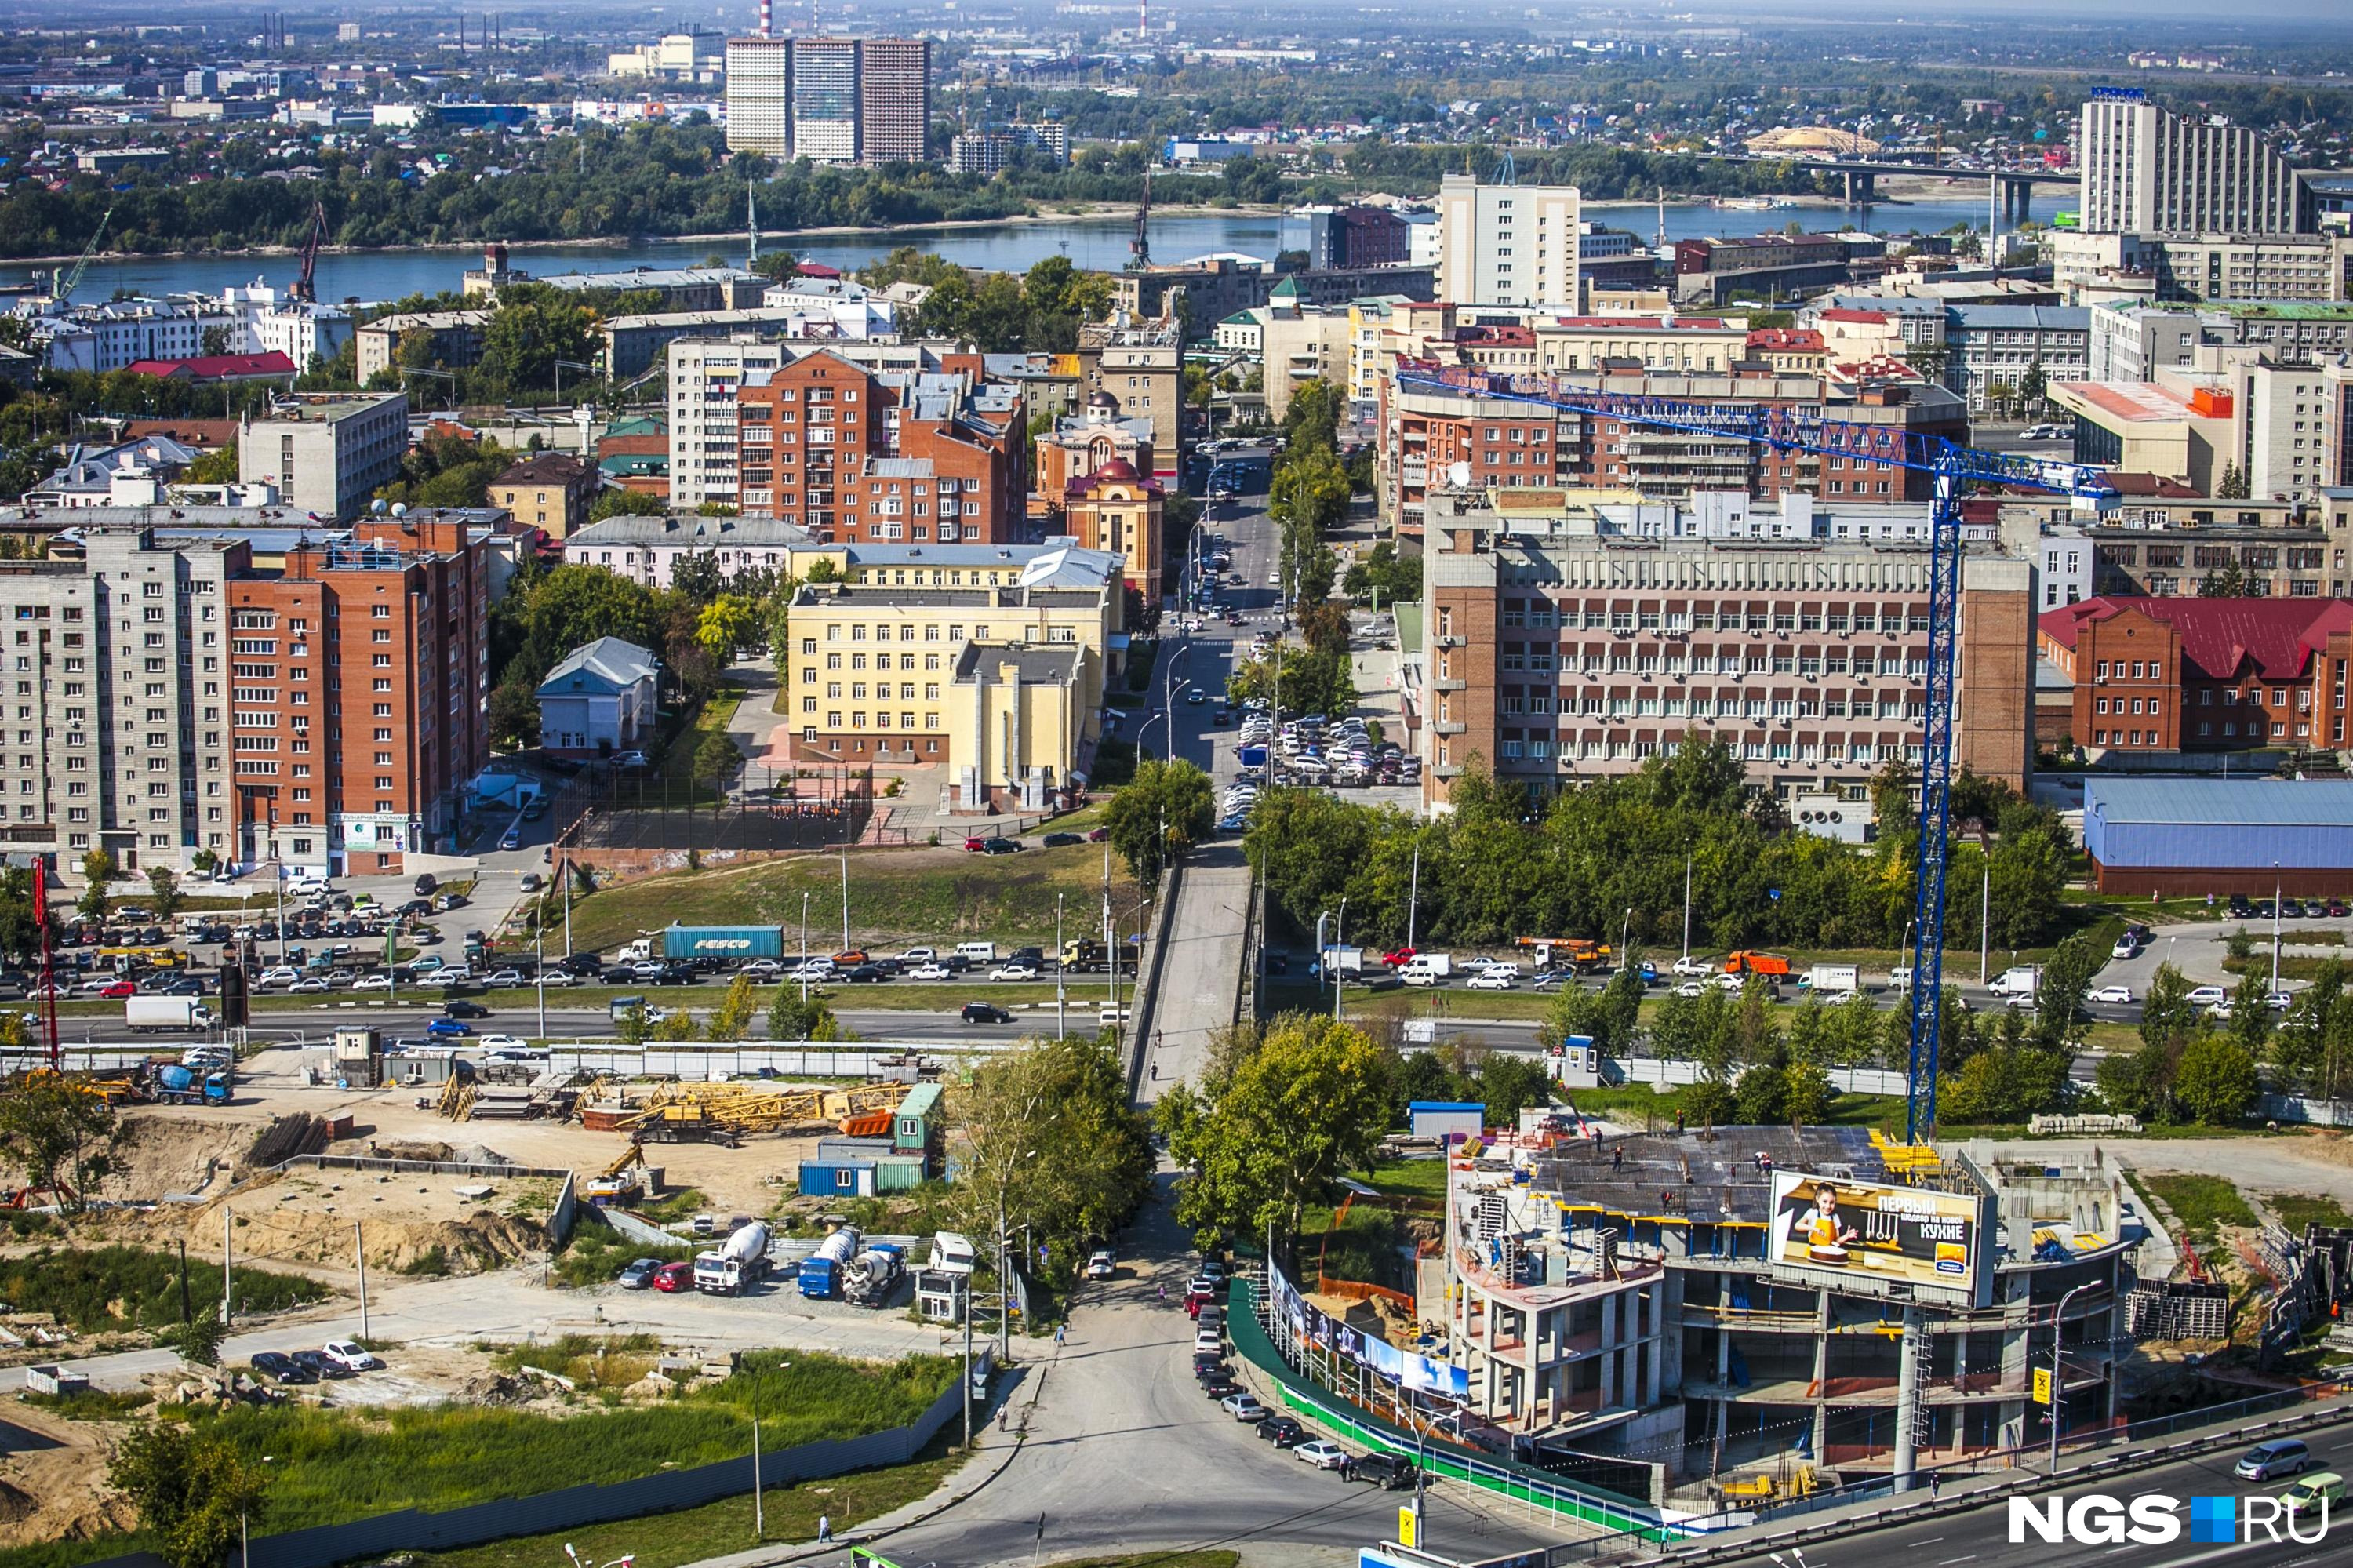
1395,366,2115,1140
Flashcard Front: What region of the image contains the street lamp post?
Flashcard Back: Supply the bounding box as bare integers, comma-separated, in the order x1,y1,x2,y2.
1333,896,1349,1022
2049,1281,2094,1475
2272,860,2283,995
1680,849,1693,963
799,891,811,1004
1056,892,1067,1041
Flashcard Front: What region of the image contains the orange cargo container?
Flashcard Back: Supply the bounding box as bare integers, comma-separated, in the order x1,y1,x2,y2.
838,1110,893,1137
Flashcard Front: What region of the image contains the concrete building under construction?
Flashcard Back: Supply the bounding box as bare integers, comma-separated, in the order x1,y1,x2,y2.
1435,1127,2140,1496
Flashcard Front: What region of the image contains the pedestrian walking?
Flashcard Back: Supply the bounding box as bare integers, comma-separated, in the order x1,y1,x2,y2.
998,1404,1009,1432
1158,1282,1168,1303
1611,1146,1622,1172
1055,1322,1067,1345
1928,1472,1940,1500
816,1515,831,1543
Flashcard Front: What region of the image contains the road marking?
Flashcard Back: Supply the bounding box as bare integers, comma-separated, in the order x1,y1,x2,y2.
1937,1557,1976,1565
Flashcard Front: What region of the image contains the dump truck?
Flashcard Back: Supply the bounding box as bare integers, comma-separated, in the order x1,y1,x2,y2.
1058,938,1137,975
842,1242,906,1306
1723,951,1793,978
692,1220,773,1295
125,997,214,1033
798,1224,863,1299
152,1064,233,1106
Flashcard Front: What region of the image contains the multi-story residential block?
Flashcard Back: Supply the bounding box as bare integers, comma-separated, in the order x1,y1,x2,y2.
951,123,1070,176
732,349,1025,544
223,516,492,875
1379,365,1969,534
2077,87,2315,236
856,38,929,165
780,544,1127,806
791,38,861,164
1435,173,1581,308
1286,205,1413,271
489,453,598,539
1060,460,1163,606
2038,593,2353,755
2053,230,2353,304
1998,487,2320,606
236,392,409,522
356,310,491,386
1417,486,2034,815
564,514,815,590
723,37,792,156
2053,355,2353,500
666,337,787,511
1077,318,1184,477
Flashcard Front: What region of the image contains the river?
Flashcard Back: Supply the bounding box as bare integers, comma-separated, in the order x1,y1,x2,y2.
36,193,2009,306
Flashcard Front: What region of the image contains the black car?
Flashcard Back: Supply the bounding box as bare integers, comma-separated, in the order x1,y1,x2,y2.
444,999,493,1019
962,1002,1014,1024
413,874,440,896
841,963,889,983
601,966,638,985
248,1351,314,1384
561,952,606,977
981,838,1022,855
1202,1375,1242,1400
1257,1415,1306,1447
1347,1453,1417,1490
1041,831,1082,847
2283,898,2310,918
290,1349,349,1380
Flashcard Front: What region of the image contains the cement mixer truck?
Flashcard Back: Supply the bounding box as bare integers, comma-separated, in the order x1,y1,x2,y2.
692,1220,773,1295
842,1242,906,1307
797,1224,863,1299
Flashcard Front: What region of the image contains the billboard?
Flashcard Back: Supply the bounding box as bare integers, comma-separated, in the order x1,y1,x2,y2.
1766,1170,1991,1306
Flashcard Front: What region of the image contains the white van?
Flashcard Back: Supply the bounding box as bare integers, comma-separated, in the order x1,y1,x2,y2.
955,941,998,962
285,875,329,898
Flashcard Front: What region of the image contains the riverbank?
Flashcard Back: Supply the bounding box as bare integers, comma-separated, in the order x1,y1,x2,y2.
6,200,1284,270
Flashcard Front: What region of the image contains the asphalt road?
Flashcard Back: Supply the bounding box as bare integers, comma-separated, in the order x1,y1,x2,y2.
1706,1432,2353,1568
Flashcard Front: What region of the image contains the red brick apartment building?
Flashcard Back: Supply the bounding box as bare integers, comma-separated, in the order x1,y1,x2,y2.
1379,364,1969,534
2038,595,2353,755
223,516,491,875
736,351,1026,545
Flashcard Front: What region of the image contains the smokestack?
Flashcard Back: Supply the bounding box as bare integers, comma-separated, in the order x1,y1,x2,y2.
759,0,772,36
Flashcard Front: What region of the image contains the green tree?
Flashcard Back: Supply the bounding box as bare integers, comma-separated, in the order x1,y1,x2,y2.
589,488,667,522
1342,540,1420,605
1158,1012,1393,1243
478,282,595,395
2217,462,2250,500
109,1423,270,1568
2173,1035,2258,1126
693,732,741,789
696,593,761,660
76,848,116,923
705,973,758,1042
146,867,183,921
768,990,846,1042
0,1071,116,1202
1104,758,1214,882
488,677,541,749
951,1034,1155,1273
1473,1051,1554,1124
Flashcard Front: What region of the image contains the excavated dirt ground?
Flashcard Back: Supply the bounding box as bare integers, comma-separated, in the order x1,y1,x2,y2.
0,1400,136,1550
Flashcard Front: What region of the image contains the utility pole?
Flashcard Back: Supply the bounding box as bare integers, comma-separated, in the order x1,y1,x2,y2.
1406,842,1420,951
1980,860,1991,988
1681,849,1693,962
2273,861,2283,995
561,856,573,956
222,1207,234,1327
1056,893,1067,1040
354,1221,369,1340
962,1278,975,1447
839,836,850,952
751,1416,764,1539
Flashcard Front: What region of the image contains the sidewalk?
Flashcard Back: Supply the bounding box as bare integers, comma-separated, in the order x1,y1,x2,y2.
682,1341,1061,1568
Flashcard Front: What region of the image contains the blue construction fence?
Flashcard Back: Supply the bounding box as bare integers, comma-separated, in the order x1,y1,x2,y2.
1227,1279,1675,1544
85,1379,966,1568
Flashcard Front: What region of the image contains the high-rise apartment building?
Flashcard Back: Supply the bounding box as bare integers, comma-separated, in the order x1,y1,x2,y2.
856,38,929,165
723,37,792,157
1435,173,1580,308
236,392,408,522
224,516,491,876
791,38,861,164
2076,88,2314,236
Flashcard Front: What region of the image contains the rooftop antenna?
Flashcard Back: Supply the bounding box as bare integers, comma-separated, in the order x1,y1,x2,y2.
1129,167,1151,271
1656,184,1667,251
746,180,758,270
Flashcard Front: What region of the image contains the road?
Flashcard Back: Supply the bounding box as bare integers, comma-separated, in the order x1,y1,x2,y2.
869,1171,1567,1568
1707,1432,2353,1568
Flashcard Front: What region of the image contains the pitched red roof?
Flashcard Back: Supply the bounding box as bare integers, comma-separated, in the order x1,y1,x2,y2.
122,351,299,380
2036,595,2353,682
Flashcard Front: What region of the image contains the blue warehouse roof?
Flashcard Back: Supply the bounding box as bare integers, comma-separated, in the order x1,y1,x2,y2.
2085,777,2353,828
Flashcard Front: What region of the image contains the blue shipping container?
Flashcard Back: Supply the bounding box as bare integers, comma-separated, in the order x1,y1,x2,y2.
663,925,785,960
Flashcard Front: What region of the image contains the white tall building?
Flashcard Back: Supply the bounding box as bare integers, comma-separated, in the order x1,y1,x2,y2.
1434,173,1580,308
667,337,788,509
724,38,792,156
2076,88,2312,236
791,38,860,165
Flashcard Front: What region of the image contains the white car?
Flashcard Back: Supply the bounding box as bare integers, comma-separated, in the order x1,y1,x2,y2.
739,959,784,978
896,948,937,963
321,1339,380,1372
907,962,952,980
1295,1439,1349,1470
478,1035,528,1050
1401,969,1440,988
1671,955,1715,977
2268,991,2295,1010
2188,985,2229,1007
1086,1250,1115,1279
1673,980,1707,998
482,969,524,988
434,967,473,987
534,970,577,987
256,965,301,988
789,959,836,980
353,973,393,992
991,963,1041,982
2090,984,2133,1005
288,977,329,994
1467,971,1515,991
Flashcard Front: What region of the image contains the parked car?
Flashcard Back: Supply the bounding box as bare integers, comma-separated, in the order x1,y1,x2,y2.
1042,831,1083,847
1200,1374,1242,1400
2188,985,2230,1008
2090,985,2133,1005
248,1351,313,1384
1086,1249,1115,1279
962,1002,1014,1024
1349,1453,1418,1490
981,838,1023,855
619,1257,663,1290
652,1261,695,1293
289,1349,344,1380
322,1339,380,1373
1257,1415,1306,1446
1222,1392,1267,1422
1295,1440,1350,1471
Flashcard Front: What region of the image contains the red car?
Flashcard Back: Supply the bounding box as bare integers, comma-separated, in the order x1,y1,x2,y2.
101,979,138,999
1382,948,1417,969
1086,827,1111,842
962,836,987,853
651,1261,695,1293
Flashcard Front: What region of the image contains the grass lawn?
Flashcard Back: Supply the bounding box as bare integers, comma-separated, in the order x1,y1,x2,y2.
563,843,1141,951
409,1444,970,1568
1357,1159,1449,1200
0,1246,327,1334
550,1225,697,1289
2261,1191,2353,1234
2142,1173,2258,1243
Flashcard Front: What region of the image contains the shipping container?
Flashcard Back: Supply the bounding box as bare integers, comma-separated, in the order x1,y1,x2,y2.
661,925,787,960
